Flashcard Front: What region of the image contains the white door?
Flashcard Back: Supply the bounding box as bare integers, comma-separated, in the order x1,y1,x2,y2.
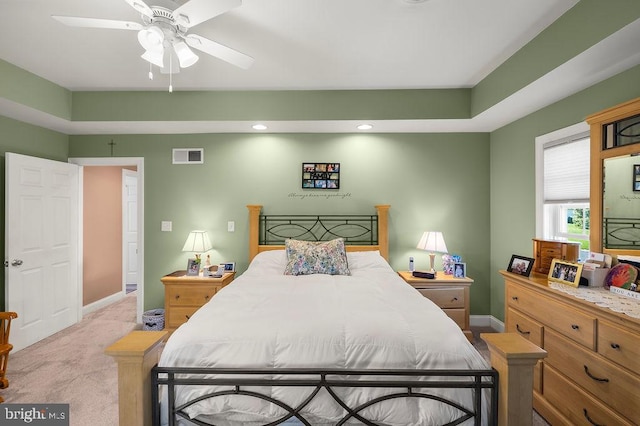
123,169,138,291
5,153,80,352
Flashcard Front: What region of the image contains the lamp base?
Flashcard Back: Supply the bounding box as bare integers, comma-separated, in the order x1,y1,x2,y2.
429,253,436,273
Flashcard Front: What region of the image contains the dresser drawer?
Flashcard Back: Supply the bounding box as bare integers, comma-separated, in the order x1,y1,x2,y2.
506,307,544,392
442,308,465,329
166,306,201,328
506,307,543,346
545,328,640,424
544,364,634,426
598,319,640,373
166,286,217,306
507,283,595,350
416,287,464,308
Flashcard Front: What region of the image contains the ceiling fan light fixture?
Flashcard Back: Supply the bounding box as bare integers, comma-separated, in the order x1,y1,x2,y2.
174,41,199,68
141,48,164,68
138,26,164,51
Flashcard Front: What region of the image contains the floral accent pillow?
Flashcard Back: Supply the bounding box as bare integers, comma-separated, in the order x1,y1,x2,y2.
284,238,350,276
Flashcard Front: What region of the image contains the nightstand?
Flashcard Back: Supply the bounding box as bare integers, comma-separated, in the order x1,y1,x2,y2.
161,270,235,333
398,271,474,341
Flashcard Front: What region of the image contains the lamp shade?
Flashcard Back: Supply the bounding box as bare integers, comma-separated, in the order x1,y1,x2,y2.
182,230,212,253
138,26,164,52
416,231,448,254
174,41,199,68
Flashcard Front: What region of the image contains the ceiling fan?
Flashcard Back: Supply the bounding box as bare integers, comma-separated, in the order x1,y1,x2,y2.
52,0,254,76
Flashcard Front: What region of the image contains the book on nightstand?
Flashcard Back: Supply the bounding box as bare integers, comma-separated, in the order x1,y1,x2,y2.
412,270,435,279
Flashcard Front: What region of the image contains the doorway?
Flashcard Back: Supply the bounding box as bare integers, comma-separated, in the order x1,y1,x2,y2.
69,157,145,323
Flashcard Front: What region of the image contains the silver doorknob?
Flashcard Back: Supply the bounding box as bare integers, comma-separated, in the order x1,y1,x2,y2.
11,259,23,266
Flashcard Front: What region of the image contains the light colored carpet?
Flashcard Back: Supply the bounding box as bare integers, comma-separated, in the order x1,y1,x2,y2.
2,295,550,425
3,292,137,426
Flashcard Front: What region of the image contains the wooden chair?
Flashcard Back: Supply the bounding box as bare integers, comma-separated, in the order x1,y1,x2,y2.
0,312,18,403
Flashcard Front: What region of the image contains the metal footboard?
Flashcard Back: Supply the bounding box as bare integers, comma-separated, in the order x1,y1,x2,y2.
152,367,498,426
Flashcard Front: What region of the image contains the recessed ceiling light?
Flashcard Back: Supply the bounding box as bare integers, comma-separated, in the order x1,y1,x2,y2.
357,124,373,130
252,124,267,130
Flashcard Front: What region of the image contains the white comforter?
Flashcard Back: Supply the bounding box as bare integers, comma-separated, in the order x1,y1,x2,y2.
159,250,489,425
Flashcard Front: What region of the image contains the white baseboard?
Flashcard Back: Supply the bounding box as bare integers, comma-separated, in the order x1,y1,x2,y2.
470,315,505,332
82,291,124,316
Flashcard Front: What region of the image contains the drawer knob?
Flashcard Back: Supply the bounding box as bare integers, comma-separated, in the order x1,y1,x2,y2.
185,314,191,320
175,295,180,300
583,365,609,383
511,296,518,301
205,295,210,300
571,324,580,330
516,324,531,335
610,343,621,350
451,297,458,302
583,408,604,426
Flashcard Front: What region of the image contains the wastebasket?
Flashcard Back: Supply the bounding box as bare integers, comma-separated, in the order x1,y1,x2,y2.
142,308,165,331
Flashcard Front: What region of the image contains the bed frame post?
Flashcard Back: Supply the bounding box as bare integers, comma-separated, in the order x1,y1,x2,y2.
481,333,547,426
375,204,390,260
105,330,167,426
247,204,262,262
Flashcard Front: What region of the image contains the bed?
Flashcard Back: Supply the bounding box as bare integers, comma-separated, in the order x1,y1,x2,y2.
105,205,546,426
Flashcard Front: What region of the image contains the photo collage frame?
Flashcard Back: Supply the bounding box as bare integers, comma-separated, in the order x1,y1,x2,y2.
302,163,340,189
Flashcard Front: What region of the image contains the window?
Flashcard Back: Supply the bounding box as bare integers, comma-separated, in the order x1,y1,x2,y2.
535,123,590,257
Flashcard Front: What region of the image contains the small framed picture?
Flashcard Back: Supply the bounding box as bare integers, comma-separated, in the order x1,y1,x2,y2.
186,259,200,276
507,254,535,277
634,164,640,192
453,262,466,278
548,258,583,287
222,262,236,272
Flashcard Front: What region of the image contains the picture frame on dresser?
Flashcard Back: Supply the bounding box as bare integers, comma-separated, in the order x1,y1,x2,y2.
507,254,535,277
453,262,466,278
222,262,236,272
186,259,200,276
548,258,583,287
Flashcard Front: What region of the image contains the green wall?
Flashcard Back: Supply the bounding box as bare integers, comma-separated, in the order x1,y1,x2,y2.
0,115,69,309
488,64,640,321
68,133,490,313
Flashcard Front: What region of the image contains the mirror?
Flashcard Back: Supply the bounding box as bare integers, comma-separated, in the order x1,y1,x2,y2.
603,155,640,249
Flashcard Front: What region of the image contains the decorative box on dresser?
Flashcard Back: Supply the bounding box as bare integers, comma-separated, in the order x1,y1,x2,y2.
501,270,640,426
397,271,473,341
532,238,580,274
162,271,235,334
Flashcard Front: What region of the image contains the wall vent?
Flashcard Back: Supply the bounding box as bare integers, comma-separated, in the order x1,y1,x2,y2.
172,148,204,164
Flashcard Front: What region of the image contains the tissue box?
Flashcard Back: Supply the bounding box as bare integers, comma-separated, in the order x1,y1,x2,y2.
581,267,609,287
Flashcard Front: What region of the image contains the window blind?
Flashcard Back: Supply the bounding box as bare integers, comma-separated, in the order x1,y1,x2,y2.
544,136,590,203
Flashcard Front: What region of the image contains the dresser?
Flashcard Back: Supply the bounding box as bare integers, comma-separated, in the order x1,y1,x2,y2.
161,270,235,333
398,271,473,341
501,270,640,425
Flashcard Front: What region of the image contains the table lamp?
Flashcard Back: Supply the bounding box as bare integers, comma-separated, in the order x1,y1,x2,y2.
416,231,448,273
182,230,212,263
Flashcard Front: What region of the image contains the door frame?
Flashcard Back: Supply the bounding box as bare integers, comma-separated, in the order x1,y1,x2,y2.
122,169,138,294
69,157,145,323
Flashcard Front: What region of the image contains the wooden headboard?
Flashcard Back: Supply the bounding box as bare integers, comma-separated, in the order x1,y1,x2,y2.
247,205,390,262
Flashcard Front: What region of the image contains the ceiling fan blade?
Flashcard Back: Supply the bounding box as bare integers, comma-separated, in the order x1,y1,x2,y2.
185,34,254,69
52,15,143,31
172,0,241,28
123,0,154,19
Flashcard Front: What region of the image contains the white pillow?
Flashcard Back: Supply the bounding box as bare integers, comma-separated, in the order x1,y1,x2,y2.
346,250,393,272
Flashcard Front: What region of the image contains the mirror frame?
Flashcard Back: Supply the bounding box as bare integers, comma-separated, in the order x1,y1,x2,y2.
587,96,640,255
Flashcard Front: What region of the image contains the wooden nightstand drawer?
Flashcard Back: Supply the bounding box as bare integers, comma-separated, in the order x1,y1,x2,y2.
442,308,465,328
416,287,465,308
167,286,216,306
166,306,201,328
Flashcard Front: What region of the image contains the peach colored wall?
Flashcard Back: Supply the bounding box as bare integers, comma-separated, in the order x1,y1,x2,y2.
83,166,124,305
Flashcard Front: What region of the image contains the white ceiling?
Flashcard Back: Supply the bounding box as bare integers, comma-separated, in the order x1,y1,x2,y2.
1,0,639,133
